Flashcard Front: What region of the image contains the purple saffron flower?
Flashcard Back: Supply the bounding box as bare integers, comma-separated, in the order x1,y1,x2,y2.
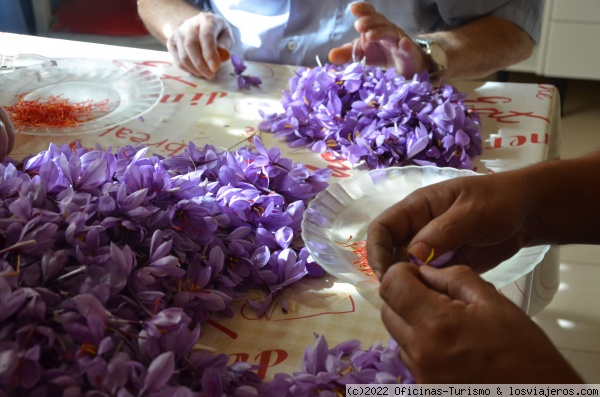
231,54,262,90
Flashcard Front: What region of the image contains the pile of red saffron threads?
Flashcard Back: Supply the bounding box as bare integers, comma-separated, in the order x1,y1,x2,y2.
337,236,376,278
4,94,109,130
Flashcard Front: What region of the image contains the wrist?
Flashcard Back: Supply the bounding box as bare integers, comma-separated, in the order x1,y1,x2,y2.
412,36,448,77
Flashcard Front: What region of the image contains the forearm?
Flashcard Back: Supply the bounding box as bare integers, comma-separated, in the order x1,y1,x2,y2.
519,151,600,246
421,16,534,80
137,0,202,44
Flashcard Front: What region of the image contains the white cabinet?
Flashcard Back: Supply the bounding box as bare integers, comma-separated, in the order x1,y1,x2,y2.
508,0,600,81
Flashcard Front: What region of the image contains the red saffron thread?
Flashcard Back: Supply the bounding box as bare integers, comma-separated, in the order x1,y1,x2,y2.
4,94,109,130
336,236,376,278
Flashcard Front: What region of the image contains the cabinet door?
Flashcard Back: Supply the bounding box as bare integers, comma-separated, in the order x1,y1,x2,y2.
552,0,600,23
544,22,600,80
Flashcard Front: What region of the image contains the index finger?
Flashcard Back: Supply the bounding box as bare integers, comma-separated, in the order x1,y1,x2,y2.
366,193,429,278
198,15,232,73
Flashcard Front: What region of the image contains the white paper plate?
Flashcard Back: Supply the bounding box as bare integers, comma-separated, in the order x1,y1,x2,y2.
0,58,163,135
301,166,550,290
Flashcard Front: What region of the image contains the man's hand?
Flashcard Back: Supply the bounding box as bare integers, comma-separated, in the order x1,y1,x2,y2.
0,107,15,162
167,12,234,79
366,171,537,278
380,263,584,383
328,2,428,77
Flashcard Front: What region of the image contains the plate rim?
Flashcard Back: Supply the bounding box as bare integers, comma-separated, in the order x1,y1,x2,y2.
301,165,550,290
0,58,164,136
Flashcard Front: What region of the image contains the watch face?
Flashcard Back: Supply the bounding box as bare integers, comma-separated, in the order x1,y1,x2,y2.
429,43,448,70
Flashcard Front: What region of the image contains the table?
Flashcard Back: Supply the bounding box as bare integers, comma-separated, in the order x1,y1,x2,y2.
0,32,561,381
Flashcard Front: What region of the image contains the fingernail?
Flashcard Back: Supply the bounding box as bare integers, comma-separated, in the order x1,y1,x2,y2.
374,269,381,280
407,241,433,266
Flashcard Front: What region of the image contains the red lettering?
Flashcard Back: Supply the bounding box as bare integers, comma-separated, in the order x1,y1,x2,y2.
98,127,186,156
206,92,228,106
130,131,150,143
536,84,555,100
229,353,250,363
490,137,502,149
163,142,187,156
497,111,550,124
206,319,238,339
465,96,512,105
306,164,351,178
486,133,549,149
190,93,204,106
161,74,198,88
161,94,184,104
116,127,133,138
467,107,550,124
145,139,168,149
531,133,549,144
186,92,228,106
135,60,173,68
509,135,527,147
98,126,118,137
254,349,288,379
320,152,339,162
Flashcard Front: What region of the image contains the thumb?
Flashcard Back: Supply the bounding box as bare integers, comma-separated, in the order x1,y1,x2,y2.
328,42,359,64
350,2,376,17
419,265,498,303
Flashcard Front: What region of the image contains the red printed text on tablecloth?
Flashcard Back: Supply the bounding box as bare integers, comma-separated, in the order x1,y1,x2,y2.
230,349,289,380
486,132,549,150
98,126,187,157
465,96,551,124
160,92,228,106
305,152,353,178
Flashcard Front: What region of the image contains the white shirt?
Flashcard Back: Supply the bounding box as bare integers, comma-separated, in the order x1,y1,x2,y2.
194,0,542,66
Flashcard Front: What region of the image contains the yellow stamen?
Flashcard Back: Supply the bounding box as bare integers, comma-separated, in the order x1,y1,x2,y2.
424,248,435,265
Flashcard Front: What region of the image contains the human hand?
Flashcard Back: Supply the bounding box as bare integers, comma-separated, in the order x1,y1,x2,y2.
380,263,583,383
0,107,15,162
167,11,234,79
366,170,540,278
328,2,428,77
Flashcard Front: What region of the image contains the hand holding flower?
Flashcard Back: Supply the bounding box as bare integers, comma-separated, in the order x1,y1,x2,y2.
366,170,537,278
328,2,428,77
167,11,233,79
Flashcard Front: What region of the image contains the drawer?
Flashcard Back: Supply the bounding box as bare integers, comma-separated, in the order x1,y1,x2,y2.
552,0,600,23
544,22,600,79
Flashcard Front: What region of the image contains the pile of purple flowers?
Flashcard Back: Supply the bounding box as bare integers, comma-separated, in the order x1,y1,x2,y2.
0,138,412,396
259,62,483,170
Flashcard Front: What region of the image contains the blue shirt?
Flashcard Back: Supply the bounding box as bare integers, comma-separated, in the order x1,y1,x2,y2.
0,0,29,34
190,0,542,67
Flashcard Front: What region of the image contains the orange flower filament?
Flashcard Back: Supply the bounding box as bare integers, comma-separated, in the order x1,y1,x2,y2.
336,236,376,278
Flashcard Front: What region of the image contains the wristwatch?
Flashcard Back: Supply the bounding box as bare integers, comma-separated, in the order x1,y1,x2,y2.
413,37,448,76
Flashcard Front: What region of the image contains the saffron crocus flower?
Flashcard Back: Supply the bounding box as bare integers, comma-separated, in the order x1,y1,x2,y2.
231,54,262,90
